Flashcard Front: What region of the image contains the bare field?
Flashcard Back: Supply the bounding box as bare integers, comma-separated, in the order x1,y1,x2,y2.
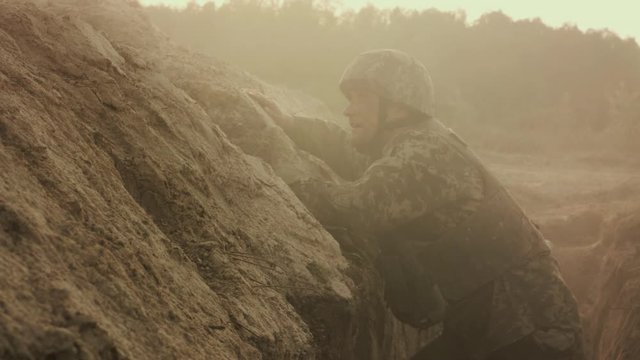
483,151,640,237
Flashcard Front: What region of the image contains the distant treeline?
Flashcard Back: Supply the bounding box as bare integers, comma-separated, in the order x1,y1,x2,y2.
145,0,640,153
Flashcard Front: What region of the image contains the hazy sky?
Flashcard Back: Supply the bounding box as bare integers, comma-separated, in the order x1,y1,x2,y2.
139,0,639,42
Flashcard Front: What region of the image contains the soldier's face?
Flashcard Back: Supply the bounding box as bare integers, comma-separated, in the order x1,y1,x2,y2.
343,87,380,149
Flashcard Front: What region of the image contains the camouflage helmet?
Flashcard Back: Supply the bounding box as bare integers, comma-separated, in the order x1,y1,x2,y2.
339,49,435,116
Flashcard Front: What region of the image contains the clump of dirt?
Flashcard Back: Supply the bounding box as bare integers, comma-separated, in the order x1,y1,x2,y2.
0,1,426,359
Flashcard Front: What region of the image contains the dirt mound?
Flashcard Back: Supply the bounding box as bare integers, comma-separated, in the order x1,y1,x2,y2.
545,209,640,360
0,1,427,359
482,151,640,359
584,211,640,360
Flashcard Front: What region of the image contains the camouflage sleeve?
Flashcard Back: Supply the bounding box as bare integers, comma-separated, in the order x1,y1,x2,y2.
282,116,368,180
290,131,484,236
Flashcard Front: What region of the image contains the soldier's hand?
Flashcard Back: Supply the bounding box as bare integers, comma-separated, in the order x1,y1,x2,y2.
246,90,293,128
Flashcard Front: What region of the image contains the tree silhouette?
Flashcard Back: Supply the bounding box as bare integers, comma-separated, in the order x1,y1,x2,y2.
144,1,640,154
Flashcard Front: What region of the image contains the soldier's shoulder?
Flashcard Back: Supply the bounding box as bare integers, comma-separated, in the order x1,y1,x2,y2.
387,120,459,157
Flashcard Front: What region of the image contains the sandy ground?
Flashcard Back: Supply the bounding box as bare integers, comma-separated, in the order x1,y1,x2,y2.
1,1,638,359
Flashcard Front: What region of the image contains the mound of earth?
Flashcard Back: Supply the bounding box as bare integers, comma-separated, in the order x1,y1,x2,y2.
0,1,427,359
484,152,640,359
586,210,640,360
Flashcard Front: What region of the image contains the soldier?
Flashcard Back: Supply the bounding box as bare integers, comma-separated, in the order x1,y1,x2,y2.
250,49,584,360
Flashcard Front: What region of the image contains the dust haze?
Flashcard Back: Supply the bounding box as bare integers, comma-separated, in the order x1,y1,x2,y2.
1,0,639,359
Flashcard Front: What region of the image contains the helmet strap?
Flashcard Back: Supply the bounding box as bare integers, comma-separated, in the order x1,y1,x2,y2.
360,97,393,158
378,97,390,129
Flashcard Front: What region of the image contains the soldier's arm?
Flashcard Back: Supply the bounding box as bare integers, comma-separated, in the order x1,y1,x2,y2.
247,91,367,180
282,116,368,180
290,133,484,235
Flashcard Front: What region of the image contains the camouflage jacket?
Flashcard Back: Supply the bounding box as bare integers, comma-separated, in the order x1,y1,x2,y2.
282,116,368,182
283,116,483,236
282,116,583,358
